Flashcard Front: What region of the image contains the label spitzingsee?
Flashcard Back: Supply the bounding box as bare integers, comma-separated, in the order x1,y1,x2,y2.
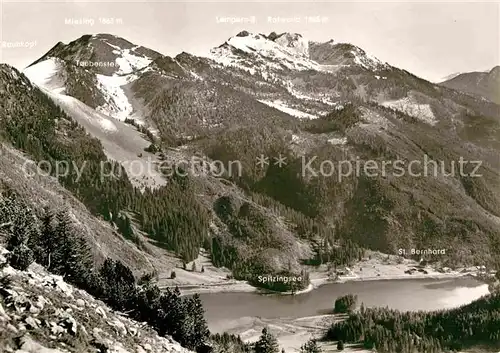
258,275,303,283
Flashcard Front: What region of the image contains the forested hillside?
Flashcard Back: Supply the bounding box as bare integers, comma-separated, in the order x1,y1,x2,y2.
326,292,500,352
0,64,210,262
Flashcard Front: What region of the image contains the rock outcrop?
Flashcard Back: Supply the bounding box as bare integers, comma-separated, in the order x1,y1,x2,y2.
0,247,193,353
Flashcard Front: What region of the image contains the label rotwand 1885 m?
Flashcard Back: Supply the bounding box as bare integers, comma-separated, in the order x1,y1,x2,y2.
398,248,446,256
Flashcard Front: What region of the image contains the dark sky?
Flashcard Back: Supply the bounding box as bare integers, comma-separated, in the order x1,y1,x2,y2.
1,0,499,82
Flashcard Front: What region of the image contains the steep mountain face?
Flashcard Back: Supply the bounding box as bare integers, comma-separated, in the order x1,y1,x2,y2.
3,30,500,295
440,66,500,104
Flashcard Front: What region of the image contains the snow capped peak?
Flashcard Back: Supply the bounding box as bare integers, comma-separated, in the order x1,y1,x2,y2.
273,32,309,57
23,58,66,94
209,30,321,73
210,31,388,74
92,33,124,40
235,30,252,38
28,33,161,77
220,31,310,57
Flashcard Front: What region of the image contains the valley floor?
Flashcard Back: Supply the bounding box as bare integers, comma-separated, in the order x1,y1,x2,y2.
161,250,481,296
158,251,487,352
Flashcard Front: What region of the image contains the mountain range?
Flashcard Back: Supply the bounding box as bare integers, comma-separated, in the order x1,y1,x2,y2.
1,29,500,353
2,30,500,293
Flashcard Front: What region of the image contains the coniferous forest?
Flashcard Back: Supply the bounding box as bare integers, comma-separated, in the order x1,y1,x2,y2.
326,293,500,353
0,190,210,351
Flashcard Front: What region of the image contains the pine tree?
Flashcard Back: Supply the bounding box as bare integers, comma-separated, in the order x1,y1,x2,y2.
68,235,94,287
255,327,279,353
8,244,34,270
0,194,36,270
184,293,209,349
38,207,55,266
300,339,321,353
50,210,72,273
337,340,344,351
99,258,136,310
334,294,357,313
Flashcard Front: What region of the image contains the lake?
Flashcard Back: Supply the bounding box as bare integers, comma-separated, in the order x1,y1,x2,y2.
200,277,490,333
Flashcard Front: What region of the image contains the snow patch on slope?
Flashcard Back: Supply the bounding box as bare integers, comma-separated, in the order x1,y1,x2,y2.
350,48,386,71
46,91,165,190
102,41,153,75
95,74,135,121
382,97,437,125
328,136,347,145
258,99,318,119
23,58,66,94
115,48,153,75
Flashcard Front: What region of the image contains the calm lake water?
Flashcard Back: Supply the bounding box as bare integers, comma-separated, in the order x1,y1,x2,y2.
199,277,489,333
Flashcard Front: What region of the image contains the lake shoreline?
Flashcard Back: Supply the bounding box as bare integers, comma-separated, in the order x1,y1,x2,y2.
174,269,479,296
173,250,483,296
201,277,490,353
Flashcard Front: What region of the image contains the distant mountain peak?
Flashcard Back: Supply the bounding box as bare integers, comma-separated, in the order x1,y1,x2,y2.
216,30,310,57
210,30,320,73
440,65,500,104
210,31,388,75
489,65,500,77
308,41,387,71
440,72,463,82
27,33,162,79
